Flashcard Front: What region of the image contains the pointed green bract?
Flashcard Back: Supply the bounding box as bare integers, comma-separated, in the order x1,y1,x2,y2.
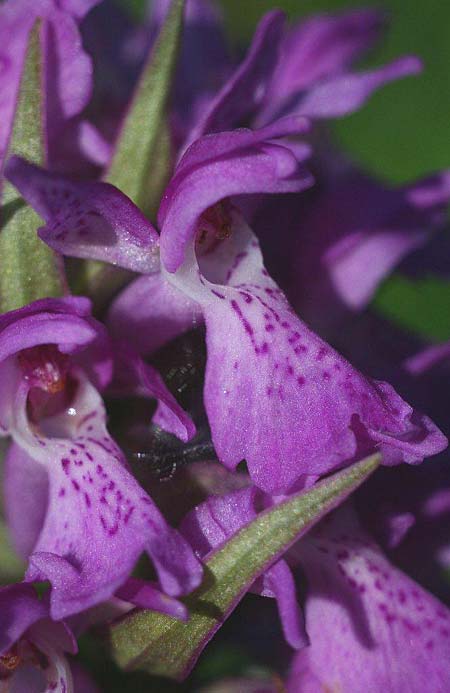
110,455,380,680
106,0,184,216
0,22,64,313
77,0,183,304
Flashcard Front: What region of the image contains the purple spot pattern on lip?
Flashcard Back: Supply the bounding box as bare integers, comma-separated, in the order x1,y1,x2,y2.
291,510,450,688
190,221,445,492
23,382,200,618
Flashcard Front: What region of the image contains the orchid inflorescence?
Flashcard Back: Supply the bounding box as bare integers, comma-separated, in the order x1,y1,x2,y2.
0,1,449,691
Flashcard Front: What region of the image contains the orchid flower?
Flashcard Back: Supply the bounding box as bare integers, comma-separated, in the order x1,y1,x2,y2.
0,296,202,619
7,122,446,494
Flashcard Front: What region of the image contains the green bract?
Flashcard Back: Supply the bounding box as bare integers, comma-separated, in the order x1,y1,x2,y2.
0,22,64,313
110,454,380,680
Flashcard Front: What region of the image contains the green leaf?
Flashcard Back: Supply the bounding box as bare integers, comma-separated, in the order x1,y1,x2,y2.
0,22,65,313
105,0,184,216
110,454,379,680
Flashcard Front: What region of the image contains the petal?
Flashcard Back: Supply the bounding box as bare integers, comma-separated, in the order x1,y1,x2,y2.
6,157,160,273
43,9,93,124
288,507,450,692
0,297,99,362
183,10,285,148
112,344,196,442
294,56,422,119
0,583,47,655
292,170,450,322
405,342,450,375
115,577,188,621
160,121,313,273
0,297,112,400
167,214,446,493
180,486,259,556
256,560,308,650
12,375,201,619
108,273,203,356
3,442,48,560
261,9,384,111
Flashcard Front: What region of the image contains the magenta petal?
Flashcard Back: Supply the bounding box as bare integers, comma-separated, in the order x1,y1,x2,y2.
181,486,305,648
184,10,285,148
288,508,450,692
5,157,160,273
116,577,188,621
16,377,201,618
160,122,313,273
257,560,308,650
296,56,422,119
108,273,203,356
262,9,384,108
4,442,48,560
170,217,446,493
293,170,450,320
112,345,196,442
405,342,450,375
0,583,47,655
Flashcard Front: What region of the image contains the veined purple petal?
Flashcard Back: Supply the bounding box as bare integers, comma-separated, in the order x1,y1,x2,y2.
262,8,384,108
108,273,203,356
167,214,446,493
0,299,202,618
160,123,313,273
288,507,450,692
6,157,160,273
184,10,285,149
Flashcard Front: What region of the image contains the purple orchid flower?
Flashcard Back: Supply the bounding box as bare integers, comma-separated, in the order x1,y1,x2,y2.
0,296,202,619
0,583,77,692
0,0,104,173
287,506,450,692
181,7,421,153
178,472,450,690
6,121,447,494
